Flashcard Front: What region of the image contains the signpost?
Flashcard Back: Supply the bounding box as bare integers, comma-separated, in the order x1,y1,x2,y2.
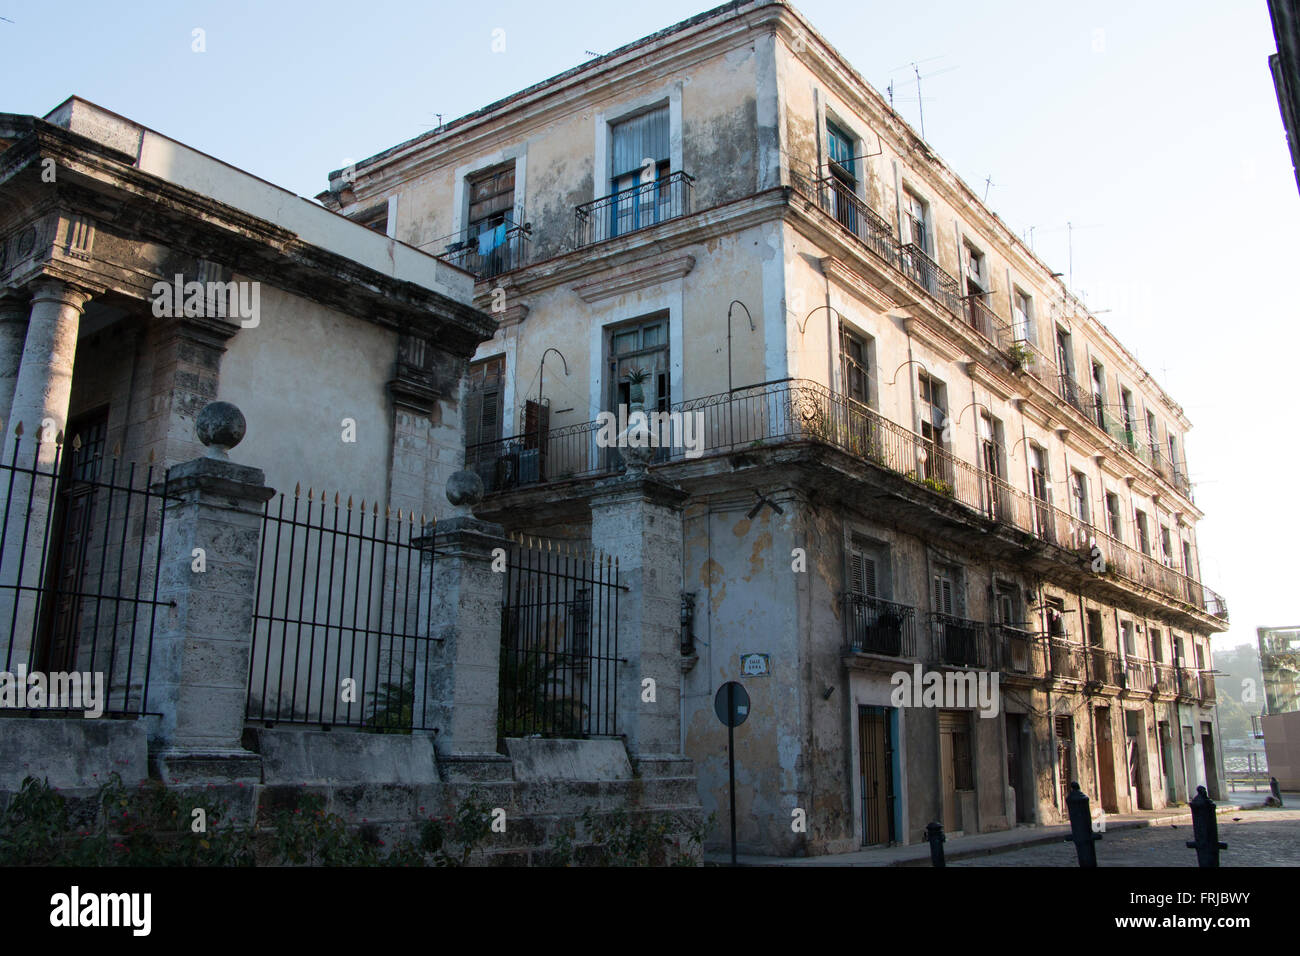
714,680,750,865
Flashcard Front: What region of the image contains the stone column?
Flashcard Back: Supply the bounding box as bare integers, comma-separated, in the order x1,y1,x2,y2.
0,291,30,433
421,470,510,776
0,280,91,665
151,402,274,784
589,473,688,758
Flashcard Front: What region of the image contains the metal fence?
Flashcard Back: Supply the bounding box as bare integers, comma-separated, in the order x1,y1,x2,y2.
574,171,693,248
843,593,916,658
931,614,988,668
434,218,530,279
0,432,171,717
498,534,622,739
246,487,434,731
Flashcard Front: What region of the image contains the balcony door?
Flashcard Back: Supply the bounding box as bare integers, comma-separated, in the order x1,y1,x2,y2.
1030,444,1051,540
858,705,897,846
609,107,671,238
605,316,670,468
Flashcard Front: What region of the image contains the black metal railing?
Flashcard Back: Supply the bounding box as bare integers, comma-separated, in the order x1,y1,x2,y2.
992,625,1043,678
246,487,434,730
899,243,964,315
931,614,987,668
574,171,693,248
963,294,1012,350
1049,639,1085,681
434,218,530,279
843,594,916,658
466,378,1228,622
814,176,898,265
499,534,621,739
0,433,171,717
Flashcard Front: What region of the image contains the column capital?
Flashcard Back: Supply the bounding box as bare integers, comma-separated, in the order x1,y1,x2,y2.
28,277,92,314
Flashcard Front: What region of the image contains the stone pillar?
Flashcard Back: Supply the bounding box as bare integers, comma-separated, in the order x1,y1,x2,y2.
423,509,510,773
0,280,91,664
151,402,273,784
589,474,688,758
0,291,29,433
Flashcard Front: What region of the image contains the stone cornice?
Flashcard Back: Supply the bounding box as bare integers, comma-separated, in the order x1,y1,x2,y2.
820,256,894,313
573,254,696,303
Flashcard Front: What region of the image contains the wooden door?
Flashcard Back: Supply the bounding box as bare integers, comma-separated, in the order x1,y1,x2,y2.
1095,708,1119,812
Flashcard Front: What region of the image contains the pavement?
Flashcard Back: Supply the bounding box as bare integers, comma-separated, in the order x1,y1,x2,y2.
704,790,1300,867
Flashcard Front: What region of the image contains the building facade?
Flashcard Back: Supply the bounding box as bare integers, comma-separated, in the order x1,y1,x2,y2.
323,0,1230,856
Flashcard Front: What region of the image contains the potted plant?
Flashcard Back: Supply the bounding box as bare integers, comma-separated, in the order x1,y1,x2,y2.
625,367,650,407
1006,342,1033,371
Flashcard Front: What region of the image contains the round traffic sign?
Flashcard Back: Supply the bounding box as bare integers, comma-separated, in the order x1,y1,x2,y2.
714,681,750,727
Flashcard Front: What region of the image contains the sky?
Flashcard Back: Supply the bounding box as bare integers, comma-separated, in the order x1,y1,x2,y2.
3,0,1296,652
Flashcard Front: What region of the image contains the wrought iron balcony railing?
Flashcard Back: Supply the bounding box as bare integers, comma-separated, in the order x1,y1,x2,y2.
963,294,1012,351
1049,639,1086,681
843,594,917,659
931,613,988,668
574,171,693,248
899,242,964,316
991,625,1044,678
434,218,530,279
465,377,1227,622
814,175,899,265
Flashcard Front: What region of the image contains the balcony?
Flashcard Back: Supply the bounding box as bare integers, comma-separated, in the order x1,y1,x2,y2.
435,218,530,279
1008,337,1057,382
1175,666,1197,699
843,594,917,659
466,377,1228,624
991,625,1044,681
899,243,964,316
931,614,988,668
1123,657,1153,694
574,171,693,248
1198,669,1217,702
963,294,1012,351
1049,639,1086,681
813,176,898,265
1151,662,1178,697
1086,645,1123,687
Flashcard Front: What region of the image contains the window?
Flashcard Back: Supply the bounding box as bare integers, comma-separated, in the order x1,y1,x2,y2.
1120,387,1136,448
1175,635,1188,664
1168,433,1182,476
932,565,956,616
465,163,516,271
1135,509,1151,556
609,105,672,236
1012,289,1034,343
963,242,986,296
1182,540,1195,578
827,120,856,186
840,324,871,406
997,586,1019,625
608,316,670,411
1146,410,1160,460
918,373,949,483
1106,492,1123,540
1150,628,1164,662
1091,361,1107,428
902,189,929,254
464,356,505,447
1086,609,1104,647
1121,620,1137,657
1159,525,1173,567
1030,444,1049,502
1070,469,1090,524
354,203,389,234
848,549,877,598
1046,597,1067,638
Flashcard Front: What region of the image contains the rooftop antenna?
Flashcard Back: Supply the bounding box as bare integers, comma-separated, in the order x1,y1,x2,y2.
982,174,998,203
886,57,957,142
887,80,894,110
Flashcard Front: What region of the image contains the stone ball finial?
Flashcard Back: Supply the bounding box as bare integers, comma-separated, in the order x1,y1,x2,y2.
196,401,246,459
445,469,484,509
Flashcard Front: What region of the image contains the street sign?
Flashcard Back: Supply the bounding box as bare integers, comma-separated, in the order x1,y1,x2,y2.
714,681,750,727
714,681,750,866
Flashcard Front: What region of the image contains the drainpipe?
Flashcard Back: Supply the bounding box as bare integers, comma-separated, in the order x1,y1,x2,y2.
1113,605,1134,807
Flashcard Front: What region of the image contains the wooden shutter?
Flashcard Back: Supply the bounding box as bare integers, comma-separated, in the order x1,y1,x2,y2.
933,574,953,616
850,552,877,598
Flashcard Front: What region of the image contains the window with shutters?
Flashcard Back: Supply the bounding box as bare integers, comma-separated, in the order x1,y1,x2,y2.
1135,509,1152,556
849,550,877,598
918,373,949,483
1106,492,1124,541
464,356,505,448
607,105,672,238
1121,620,1137,656
932,564,957,617
1012,288,1034,344
1149,628,1164,662
1091,360,1107,428
467,163,515,236
902,189,929,253
1070,469,1090,524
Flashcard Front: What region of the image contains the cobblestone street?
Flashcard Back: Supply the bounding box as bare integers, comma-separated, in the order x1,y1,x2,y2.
951,809,1300,866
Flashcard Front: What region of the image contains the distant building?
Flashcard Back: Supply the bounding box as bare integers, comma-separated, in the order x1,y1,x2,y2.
1258,625,1300,715
1269,0,1300,193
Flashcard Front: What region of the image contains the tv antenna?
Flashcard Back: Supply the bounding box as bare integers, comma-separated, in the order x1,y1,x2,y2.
886,57,957,141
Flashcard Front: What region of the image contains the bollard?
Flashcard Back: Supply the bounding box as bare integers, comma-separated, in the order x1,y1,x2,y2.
1064,782,1101,867
925,821,946,867
1185,785,1228,867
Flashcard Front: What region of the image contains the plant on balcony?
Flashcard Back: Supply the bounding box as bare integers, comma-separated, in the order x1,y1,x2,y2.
920,476,954,497
1006,342,1033,371
624,367,649,407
